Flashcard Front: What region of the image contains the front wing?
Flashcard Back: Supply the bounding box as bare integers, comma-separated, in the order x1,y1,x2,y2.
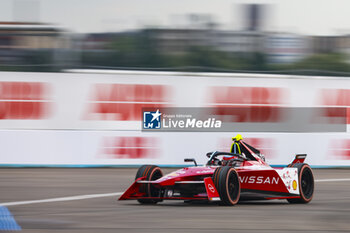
119,176,221,201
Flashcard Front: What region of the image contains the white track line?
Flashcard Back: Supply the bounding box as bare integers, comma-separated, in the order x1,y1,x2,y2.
0,192,123,207
1,178,349,207
315,178,350,182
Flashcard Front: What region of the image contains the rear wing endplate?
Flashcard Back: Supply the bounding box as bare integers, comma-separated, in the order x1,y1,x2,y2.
288,154,307,167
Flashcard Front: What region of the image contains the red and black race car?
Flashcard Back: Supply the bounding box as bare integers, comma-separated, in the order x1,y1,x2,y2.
119,135,314,206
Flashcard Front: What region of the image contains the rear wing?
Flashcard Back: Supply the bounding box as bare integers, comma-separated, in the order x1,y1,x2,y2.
288,154,307,167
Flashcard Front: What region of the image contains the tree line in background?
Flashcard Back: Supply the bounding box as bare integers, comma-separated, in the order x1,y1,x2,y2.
80,34,350,76
1,33,350,76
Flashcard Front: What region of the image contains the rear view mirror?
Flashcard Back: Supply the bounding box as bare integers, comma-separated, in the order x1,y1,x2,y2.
184,158,197,166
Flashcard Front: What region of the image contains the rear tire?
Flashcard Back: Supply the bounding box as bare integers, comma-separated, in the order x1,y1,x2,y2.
135,165,163,204
212,167,240,206
287,163,314,204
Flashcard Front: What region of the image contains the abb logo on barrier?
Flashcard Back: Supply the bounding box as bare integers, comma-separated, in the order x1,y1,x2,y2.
0,82,51,119
208,86,286,122
320,89,350,124
217,137,276,159
329,139,350,160
85,84,172,121
99,136,160,159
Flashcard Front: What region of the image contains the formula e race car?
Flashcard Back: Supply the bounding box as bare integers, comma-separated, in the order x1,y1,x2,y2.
119,135,314,206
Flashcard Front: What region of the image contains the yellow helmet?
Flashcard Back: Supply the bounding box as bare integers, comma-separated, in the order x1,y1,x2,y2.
232,134,243,141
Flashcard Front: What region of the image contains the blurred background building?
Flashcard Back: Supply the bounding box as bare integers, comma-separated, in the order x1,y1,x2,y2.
265,33,310,64
0,22,70,71
0,1,350,75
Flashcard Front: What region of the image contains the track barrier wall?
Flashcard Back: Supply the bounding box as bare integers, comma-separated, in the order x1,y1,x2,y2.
0,70,349,167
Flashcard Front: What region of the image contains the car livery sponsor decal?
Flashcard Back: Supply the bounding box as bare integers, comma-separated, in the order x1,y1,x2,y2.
239,176,279,184
207,184,216,193
167,172,179,177
158,170,187,181
276,168,299,195
292,180,297,190
196,170,213,174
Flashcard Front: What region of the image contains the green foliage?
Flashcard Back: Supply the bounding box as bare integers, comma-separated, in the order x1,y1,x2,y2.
269,53,350,76
293,53,350,72
80,34,350,76
0,50,56,72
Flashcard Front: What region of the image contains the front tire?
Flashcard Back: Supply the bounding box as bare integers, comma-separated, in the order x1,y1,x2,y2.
213,167,240,206
287,163,314,204
135,165,163,204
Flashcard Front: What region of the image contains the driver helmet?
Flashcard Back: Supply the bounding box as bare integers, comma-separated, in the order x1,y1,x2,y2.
230,134,243,155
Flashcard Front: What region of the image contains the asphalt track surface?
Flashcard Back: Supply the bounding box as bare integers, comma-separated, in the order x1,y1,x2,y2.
1,168,350,233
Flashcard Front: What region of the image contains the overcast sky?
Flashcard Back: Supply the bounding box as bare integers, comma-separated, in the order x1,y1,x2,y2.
0,0,349,35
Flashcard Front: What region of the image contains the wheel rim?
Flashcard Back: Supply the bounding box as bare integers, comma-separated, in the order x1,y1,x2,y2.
227,171,239,202
301,167,314,199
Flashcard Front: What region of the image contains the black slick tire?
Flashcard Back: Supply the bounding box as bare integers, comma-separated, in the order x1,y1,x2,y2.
287,163,314,204
135,165,163,204
212,167,240,206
